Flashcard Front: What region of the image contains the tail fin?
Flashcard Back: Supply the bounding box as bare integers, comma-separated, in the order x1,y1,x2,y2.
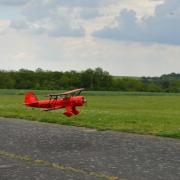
24,92,38,106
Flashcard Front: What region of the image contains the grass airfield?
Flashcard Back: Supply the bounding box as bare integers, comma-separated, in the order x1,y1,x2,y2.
0,89,180,138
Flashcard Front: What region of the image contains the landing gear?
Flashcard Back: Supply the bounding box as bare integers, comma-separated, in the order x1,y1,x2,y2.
64,106,80,117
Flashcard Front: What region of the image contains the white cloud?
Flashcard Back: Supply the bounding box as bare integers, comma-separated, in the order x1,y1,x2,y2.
14,52,31,60
0,20,10,34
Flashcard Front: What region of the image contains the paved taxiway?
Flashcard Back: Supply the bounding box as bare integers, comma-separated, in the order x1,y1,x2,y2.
0,117,179,180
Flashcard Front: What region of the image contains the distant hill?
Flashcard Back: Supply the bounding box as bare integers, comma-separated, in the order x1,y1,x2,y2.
160,73,180,80
113,76,142,80
114,73,180,81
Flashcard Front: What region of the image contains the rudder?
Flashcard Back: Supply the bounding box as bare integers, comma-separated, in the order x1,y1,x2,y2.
24,92,38,106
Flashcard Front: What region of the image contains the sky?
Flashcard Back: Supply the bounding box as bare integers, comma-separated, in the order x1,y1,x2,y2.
0,0,180,76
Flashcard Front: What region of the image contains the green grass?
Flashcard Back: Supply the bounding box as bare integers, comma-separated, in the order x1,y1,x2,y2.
0,89,180,138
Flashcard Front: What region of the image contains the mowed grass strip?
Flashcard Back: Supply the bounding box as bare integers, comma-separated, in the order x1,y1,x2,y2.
0,90,180,138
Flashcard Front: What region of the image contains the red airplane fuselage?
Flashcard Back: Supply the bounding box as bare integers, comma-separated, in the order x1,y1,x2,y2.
24,92,85,117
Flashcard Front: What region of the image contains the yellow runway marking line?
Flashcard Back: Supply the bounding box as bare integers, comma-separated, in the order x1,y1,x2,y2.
0,150,123,180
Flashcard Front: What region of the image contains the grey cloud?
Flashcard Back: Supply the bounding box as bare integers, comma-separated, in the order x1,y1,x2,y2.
93,9,142,42
22,0,56,20
0,0,117,7
93,0,180,45
0,0,28,6
22,0,112,20
155,0,180,16
93,17,163,43
54,0,101,7
10,0,86,37
54,0,118,7
79,8,100,19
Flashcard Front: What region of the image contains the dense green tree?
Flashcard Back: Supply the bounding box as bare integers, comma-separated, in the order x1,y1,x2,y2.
0,68,180,92
80,69,94,89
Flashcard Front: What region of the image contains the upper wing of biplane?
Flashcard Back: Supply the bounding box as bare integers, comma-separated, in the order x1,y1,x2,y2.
47,88,84,98
61,88,84,95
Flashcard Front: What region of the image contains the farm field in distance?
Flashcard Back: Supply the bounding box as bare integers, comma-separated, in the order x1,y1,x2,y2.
0,89,180,138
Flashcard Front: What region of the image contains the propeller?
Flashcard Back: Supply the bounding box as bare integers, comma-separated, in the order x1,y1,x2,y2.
83,97,88,107
84,97,87,103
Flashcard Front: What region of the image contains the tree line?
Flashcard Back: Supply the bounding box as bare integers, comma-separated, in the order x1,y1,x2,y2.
0,68,180,92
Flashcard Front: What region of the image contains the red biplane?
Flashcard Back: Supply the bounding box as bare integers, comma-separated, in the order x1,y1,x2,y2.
24,88,86,117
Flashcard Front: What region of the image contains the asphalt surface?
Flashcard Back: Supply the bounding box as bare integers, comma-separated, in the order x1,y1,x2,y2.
0,117,179,180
